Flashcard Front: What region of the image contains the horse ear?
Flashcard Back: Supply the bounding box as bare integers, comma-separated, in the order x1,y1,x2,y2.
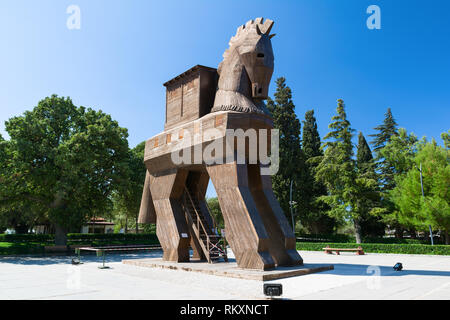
270,34,276,39
263,19,274,35
255,24,262,35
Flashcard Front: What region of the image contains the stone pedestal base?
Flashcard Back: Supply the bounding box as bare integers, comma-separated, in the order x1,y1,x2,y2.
122,258,333,281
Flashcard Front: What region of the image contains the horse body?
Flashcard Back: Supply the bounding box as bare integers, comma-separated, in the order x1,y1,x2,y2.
138,18,303,270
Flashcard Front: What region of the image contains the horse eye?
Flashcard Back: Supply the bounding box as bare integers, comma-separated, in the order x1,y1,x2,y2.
257,53,264,58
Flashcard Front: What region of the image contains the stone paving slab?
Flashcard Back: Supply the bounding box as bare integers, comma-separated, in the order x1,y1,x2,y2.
1,250,449,299
122,258,334,281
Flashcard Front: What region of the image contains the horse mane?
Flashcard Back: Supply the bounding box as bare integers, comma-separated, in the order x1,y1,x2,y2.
222,18,275,61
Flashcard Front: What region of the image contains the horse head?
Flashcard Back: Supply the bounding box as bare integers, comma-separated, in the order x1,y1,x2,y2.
211,18,276,115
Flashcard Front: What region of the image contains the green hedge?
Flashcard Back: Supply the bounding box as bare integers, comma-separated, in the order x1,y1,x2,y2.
67,233,158,242
3,233,441,245
0,234,54,242
0,233,160,255
296,242,450,255
0,233,158,243
296,234,354,243
296,234,444,245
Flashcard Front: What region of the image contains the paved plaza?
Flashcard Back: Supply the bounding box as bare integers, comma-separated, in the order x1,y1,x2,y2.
0,250,449,300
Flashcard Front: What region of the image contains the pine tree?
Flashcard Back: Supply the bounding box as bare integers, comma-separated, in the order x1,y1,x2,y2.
315,99,363,241
370,107,399,190
302,110,337,234
370,108,414,238
370,108,398,155
267,77,306,228
316,99,380,243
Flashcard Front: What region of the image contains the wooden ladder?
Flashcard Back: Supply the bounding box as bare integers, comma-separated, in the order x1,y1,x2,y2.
182,187,228,263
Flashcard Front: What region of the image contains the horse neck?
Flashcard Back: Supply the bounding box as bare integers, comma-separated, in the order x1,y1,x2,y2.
217,51,252,98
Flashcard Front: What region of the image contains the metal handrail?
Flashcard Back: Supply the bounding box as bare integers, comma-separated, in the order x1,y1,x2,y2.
184,188,210,240
204,199,227,255
204,200,220,234
183,187,227,262
183,188,213,262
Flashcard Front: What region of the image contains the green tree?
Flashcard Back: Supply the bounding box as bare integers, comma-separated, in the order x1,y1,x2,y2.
0,95,129,244
390,138,449,243
206,197,224,230
380,129,418,176
369,108,406,236
375,128,418,235
316,99,378,243
441,130,450,150
0,134,9,233
0,135,42,233
301,110,337,234
267,77,306,228
369,108,399,196
112,141,146,233
356,132,385,237
370,108,398,155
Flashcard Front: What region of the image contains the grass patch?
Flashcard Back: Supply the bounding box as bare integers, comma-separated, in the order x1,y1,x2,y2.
0,242,46,255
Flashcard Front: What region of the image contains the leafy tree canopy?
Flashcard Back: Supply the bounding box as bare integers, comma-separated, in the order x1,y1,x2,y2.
112,141,146,233
0,95,129,243
390,138,450,243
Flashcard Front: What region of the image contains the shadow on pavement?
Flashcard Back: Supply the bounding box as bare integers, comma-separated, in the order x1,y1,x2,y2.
2,253,449,278
0,250,163,266
316,263,450,278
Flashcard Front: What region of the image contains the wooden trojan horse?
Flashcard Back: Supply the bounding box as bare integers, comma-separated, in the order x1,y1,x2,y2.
138,18,303,270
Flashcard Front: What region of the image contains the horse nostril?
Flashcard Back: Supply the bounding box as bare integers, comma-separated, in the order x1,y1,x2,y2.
258,88,262,94
257,53,264,58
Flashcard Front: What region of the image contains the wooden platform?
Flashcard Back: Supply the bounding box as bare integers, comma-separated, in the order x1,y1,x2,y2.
122,258,334,281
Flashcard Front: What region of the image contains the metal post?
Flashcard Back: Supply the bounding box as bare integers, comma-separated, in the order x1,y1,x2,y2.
419,163,434,246
290,180,295,234
98,249,110,269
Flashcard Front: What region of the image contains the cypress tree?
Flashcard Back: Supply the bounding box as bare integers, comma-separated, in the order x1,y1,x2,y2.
357,132,373,169
267,77,306,229
356,132,385,237
302,110,337,234
302,110,322,159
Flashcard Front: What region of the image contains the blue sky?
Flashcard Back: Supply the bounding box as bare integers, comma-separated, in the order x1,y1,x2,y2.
1,0,449,150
